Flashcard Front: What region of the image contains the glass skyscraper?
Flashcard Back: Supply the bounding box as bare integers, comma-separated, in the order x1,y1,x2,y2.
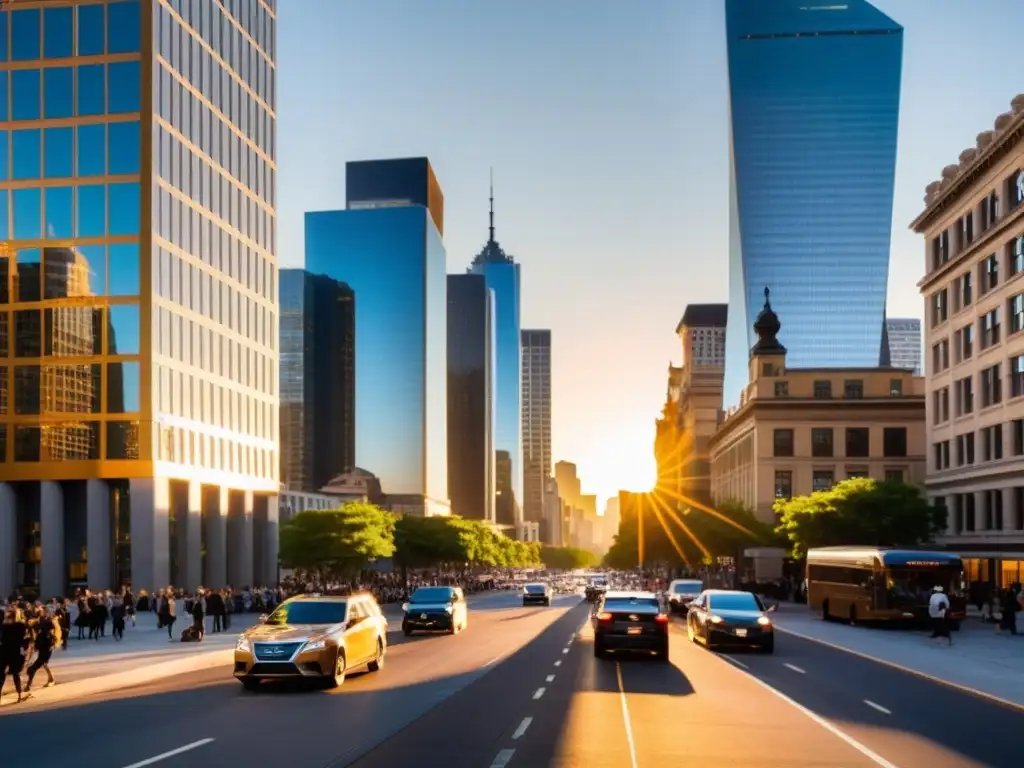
723,0,902,408
470,189,522,528
0,1,279,599
305,205,449,517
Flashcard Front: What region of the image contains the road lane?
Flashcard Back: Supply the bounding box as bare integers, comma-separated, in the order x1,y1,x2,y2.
719,629,1022,768
0,592,580,768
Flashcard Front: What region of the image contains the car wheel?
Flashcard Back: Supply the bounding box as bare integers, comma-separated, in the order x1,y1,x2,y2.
239,677,260,691
760,638,775,654
402,621,412,637
593,641,604,658
687,621,696,643
704,627,716,652
325,650,346,689
545,599,551,607
367,638,385,672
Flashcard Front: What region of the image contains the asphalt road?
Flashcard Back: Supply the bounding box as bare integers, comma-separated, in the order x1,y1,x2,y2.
1,592,1020,768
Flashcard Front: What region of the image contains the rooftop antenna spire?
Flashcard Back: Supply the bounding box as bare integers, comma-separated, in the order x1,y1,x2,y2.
488,167,495,243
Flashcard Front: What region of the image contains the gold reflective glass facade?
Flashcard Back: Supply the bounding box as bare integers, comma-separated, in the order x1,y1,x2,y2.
0,0,278,491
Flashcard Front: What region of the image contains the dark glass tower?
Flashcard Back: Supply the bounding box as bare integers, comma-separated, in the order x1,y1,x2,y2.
280,269,356,494
723,0,902,408
346,157,445,237
446,274,495,522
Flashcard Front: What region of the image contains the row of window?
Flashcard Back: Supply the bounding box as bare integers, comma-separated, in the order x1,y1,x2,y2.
0,182,140,242
0,361,140,415
0,62,140,123
1,121,140,181
772,378,906,399
945,488,1024,534
0,2,140,62
0,304,139,357
932,353,1024,423
930,293,1024,375
932,418,1024,470
155,364,276,442
772,426,909,459
0,421,139,463
0,244,139,303
773,467,907,500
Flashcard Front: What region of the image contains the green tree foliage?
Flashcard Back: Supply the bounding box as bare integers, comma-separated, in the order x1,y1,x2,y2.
279,502,396,578
774,477,947,558
393,515,542,569
540,546,600,570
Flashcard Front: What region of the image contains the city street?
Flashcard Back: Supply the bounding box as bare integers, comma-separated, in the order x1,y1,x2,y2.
1,592,1020,768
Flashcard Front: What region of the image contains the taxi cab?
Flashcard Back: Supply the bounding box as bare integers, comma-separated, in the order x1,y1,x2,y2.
234,593,388,690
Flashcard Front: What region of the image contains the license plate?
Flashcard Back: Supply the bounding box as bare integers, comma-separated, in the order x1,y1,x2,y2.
627,627,642,635
735,629,747,637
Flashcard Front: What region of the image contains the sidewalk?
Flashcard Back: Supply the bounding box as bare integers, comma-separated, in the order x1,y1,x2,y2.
771,602,1024,710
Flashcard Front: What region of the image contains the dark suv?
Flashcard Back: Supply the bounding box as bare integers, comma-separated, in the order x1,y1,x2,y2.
592,591,669,661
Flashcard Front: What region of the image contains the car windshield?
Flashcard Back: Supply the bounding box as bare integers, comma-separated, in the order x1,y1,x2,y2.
410,587,454,604
603,597,659,612
673,582,702,593
265,601,347,626
708,593,762,612
525,585,546,594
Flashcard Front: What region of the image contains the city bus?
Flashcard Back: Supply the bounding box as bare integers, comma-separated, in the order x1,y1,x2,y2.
806,547,967,627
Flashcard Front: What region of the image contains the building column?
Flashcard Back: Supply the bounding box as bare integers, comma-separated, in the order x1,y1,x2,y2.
227,490,254,588
202,486,228,589
129,478,171,593
40,481,65,599
0,483,16,599
253,495,279,586
85,479,112,592
177,481,203,591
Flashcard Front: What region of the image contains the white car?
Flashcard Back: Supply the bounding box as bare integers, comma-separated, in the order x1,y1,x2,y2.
666,579,704,614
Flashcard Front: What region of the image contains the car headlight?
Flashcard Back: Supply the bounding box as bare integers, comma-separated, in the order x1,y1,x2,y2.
303,638,327,652
402,602,410,612
236,636,251,652
444,605,454,614
709,615,724,624
757,616,772,627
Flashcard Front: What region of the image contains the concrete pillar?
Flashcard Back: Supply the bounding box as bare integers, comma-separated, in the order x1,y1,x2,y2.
177,481,203,590
0,483,17,599
40,481,65,598
227,489,254,588
202,486,228,588
129,478,171,593
252,495,280,586
85,479,112,591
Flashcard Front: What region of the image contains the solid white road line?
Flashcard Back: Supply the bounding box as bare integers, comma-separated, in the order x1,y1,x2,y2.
546,674,556,683
121,739,215,768
784,663,806,674
720,657,898,768
614,663,639,768
727,657,750,670
533,687,546,700
512,716,533,740
489,748,516,768
864,700,892,715
483,655,502,667
554,660,562,667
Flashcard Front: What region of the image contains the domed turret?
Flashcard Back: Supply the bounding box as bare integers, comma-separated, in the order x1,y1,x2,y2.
751,286,786,357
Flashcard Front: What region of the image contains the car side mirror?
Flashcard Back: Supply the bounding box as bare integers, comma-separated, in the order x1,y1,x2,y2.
766,604,777,613
257,614,268,624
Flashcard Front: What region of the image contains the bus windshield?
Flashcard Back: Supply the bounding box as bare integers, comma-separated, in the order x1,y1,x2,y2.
886,566,964,601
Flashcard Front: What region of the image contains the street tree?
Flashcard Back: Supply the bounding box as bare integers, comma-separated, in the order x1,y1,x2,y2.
541,546,600,570
279,502,396,580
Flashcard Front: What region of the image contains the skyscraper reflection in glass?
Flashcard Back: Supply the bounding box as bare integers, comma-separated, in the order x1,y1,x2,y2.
723,0,902,408
305,206,450,517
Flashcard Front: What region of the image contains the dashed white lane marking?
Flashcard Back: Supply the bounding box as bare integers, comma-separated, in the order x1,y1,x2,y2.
533,687,546,700
483,655,502,667
512,716,532,740
720,657,898,768
554,660,562,667
121,739,215,768
864,700,892,715
489,748,516,768
546,674,555,682
562,647,570,654
615,663,639,768
784,663,806,674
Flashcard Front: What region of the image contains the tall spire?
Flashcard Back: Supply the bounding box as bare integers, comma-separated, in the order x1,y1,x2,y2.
488,167,495,243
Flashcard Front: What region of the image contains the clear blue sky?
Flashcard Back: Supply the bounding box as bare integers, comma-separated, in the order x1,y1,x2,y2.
277,0,1024,507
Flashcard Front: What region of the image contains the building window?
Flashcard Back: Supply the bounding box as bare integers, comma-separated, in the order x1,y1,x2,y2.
812,471,834,492
930,289,948,327
1010,294,1024,336
1012,235,1024,277
1013,419,1024,456
959,270,973,310
884,469,904,483
981,364,1002,407
955,375,974,416
980,307,1001,350
1012,355,1024,398
883,427,907,458
932,230,950,270
813,380,832,399
774,471,792,500
962,212,974,247
982,424,1004,462
773,381,789,397
811,428,834,458
933,440,950,470
980,253,999,294
956,433,975,466
773,429,794,457
955,325,973,362
890,379,903,396
845,427,870,458
982,191,999,232
843,380,863,399
847,468,869,479
932,387,950,424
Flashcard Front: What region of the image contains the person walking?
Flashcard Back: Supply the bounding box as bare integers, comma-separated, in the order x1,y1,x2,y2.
0,606,30,704
929,585,953,646
158,590,177,641
25,605,58,691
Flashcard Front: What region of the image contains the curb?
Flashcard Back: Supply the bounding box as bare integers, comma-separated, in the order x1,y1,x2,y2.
774,624,1024,714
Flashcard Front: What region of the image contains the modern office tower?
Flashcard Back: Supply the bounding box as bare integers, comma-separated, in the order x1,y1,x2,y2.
280,269,356,494
346,157,444,237
885,317,922,375
495,449,514,526
723,0,903,409
0,1,279,599
521,329,552,532
469,180,522,526
446,274,495,522
306,200,449,517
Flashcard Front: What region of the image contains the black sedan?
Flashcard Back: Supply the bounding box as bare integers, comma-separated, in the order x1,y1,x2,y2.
686,589,775,653
522,583,552,606
592,591,669,661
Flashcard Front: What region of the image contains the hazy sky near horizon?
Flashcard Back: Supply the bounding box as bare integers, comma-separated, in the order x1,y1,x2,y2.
277,0,1024,507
